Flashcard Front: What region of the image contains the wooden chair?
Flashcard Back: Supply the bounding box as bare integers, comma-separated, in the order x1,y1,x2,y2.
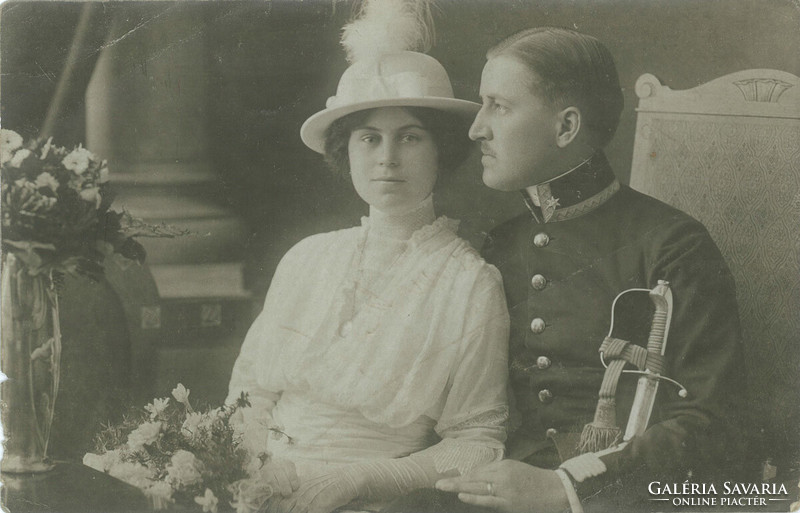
629,69,800,479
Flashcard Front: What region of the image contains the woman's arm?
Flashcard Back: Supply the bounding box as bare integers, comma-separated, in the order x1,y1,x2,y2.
262,409,508,513
227,242,310,449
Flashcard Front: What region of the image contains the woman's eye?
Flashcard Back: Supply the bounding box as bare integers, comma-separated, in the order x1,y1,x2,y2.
400,133,420,143
360,134,379,143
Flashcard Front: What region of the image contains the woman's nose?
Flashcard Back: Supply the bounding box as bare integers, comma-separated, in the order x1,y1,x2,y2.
380,141,398,167
468,108,491,141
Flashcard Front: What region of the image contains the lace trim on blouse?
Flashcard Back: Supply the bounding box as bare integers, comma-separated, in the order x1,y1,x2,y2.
361,215,460,248
437,405,509,436
430,439,504,475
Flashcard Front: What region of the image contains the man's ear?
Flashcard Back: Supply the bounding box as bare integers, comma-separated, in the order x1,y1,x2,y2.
556,107,581,148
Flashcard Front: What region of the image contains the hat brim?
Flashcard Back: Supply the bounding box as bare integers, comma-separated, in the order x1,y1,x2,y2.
300,97,481,154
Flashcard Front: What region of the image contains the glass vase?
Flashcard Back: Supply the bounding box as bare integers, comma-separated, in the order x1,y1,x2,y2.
1,252,61,473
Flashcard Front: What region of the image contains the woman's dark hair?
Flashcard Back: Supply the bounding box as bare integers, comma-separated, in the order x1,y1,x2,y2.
323,107,473,179
488,27,624,148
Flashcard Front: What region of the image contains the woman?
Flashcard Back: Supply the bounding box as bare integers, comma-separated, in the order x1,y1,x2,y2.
227,5,509,513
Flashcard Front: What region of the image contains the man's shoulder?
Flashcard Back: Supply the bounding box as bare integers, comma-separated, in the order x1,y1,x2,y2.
611,186,713,239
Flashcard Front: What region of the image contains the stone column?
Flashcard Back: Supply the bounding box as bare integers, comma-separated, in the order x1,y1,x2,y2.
86,3,246,266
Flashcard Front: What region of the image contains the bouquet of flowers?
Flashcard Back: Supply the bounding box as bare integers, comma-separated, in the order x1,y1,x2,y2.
1,128,185,278
83,384,287,513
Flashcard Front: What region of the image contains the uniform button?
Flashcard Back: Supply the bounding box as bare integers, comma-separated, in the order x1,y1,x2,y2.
546,428,558,438
339,321,353,337
538,389,553,403
530,274,547,290
533,232,550,248
530,318,546,334
536,356,551,369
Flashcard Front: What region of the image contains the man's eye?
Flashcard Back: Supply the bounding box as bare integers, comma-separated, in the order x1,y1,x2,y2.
493,104,509,114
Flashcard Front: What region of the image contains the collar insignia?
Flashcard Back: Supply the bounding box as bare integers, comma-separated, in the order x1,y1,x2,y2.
524,151,620,223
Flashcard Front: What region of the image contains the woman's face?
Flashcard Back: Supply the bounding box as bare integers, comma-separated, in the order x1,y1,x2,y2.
348,108,439,215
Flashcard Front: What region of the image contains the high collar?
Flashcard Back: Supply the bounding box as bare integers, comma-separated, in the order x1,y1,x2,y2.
521,151,620,223
367,195,436,240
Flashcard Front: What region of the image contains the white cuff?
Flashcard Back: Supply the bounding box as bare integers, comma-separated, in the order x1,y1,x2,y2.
555,468,584,513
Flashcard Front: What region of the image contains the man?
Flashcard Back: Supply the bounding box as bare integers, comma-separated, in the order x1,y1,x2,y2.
436,27,746,512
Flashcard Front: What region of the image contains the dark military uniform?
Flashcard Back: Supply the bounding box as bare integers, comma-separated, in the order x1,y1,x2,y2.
481,152,747,509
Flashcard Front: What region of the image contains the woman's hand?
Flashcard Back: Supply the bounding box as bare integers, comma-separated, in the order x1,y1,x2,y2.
436,460,569,513
256,459,300,498
262,470,359,513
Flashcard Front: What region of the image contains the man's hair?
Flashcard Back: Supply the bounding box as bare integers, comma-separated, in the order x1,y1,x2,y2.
323,107,473,179
488,27,624,148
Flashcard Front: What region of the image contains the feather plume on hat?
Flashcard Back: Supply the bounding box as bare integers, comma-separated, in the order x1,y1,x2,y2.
341,0,435,63
300,0,479,154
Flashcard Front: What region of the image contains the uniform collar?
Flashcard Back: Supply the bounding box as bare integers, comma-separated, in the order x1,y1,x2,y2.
521,151,620,223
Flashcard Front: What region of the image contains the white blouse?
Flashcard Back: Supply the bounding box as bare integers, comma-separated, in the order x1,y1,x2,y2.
228,211,509,478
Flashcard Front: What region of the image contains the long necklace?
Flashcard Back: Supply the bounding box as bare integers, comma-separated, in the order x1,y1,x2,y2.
337,223,409,338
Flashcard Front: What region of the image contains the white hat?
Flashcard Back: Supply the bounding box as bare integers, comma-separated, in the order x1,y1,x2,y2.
300,51,479,154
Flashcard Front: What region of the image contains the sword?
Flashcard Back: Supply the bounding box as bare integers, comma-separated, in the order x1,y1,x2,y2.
565,281,690,483
590,280,688,450
622,280,683,440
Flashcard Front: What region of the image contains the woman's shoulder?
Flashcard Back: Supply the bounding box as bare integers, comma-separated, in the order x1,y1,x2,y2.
283,226,361,260
445,231,504,289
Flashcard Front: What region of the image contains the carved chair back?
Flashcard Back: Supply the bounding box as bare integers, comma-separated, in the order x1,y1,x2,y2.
629,70,800,476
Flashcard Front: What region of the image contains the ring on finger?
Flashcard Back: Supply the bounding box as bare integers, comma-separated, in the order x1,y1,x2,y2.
487,482,495,496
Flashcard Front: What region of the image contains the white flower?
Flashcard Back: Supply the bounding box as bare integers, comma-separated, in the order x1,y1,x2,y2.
181,412,205,439
9,149,32,168
166,450,204,488
108,461,155,489
1,129,23,150
35,172,59,193
61,147,94,174
171,384,193,412
181,411,219,440
144,481,174,509
172,383,190,403
194,488,219,513
79,187,102,208
126,421,162,452
144,398,170,420
0,130,23,165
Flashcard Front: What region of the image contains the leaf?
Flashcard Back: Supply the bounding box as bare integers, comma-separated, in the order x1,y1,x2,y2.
119,210,191,239
117,238,147,264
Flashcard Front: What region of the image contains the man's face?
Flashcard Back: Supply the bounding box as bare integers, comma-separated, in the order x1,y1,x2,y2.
469,55,562,191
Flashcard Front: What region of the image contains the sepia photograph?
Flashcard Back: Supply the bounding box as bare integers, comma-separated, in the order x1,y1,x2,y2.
0,0,799,512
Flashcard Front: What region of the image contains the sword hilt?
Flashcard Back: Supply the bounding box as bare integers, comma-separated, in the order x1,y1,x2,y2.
647,280,671,356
